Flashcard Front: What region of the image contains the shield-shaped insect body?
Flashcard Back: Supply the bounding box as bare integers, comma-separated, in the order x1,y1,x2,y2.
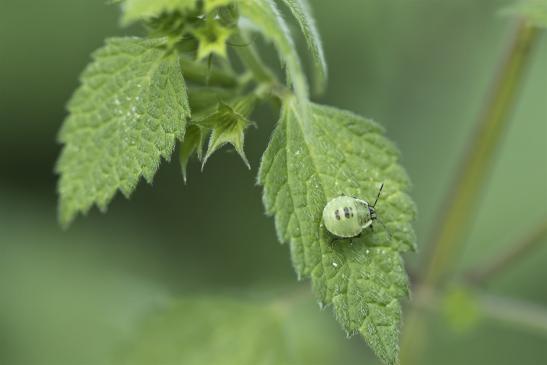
322,184,385,239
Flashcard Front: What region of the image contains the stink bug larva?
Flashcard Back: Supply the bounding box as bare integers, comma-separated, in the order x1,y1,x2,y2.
322,183,388,239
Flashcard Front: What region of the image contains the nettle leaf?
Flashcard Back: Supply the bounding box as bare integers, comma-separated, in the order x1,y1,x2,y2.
179,124,206,183
205,0,234,12
121,0,197,25
56,37,190,226
196,96,257,169
238,0,309,108
113,297,290,365
258,100,417,365
504,0,547,27
278,0,327,94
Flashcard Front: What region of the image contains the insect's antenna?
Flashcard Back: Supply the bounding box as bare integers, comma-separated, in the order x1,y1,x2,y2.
226,40,252,48
372,183,384,208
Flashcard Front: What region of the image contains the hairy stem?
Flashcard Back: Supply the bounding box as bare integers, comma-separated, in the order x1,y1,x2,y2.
232,31,277,85
467,219,547,284
421,20,540,288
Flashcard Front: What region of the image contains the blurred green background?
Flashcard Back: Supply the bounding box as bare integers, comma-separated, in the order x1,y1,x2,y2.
1,0,546,364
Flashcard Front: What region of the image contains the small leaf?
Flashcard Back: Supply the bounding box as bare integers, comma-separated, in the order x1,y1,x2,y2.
238,0,309,109
192,17,234,60
503,0,547,27
121,0,197,25
179,124,206,183
56,37,190,226
278,0,328,94
258,100,417,365
197,96,257,169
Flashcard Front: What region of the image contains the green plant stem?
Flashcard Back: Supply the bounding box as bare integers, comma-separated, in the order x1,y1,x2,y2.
421,20,540,289
413,288,547,336
476,292,547,335
401,21,540,365
467,219,547,284
231,31,277,85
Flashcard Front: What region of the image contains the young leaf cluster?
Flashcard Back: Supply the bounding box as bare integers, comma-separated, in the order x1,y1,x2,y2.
56,1,417,363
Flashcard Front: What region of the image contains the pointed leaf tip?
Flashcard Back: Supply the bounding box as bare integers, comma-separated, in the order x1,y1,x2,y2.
57,37,190,225
258,100,416,365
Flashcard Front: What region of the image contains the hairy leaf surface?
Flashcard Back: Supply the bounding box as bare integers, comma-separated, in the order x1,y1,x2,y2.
57,37,190,226
278,0,327,93
259,100,417,365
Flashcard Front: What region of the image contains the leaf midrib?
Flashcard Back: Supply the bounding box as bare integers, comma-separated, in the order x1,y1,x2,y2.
288,101,393,360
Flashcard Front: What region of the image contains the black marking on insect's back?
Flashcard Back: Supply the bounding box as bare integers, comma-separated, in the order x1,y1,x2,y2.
343,207,350,218
335,209,341,220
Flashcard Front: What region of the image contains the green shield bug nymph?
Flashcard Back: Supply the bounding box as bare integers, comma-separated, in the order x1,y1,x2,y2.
322,183,386,239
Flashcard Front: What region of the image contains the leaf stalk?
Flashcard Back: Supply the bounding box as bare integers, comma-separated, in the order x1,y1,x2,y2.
422,20,540,289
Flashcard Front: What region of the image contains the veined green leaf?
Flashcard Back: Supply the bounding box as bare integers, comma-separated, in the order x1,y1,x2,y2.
238,0,309,109
113,297,290,365
258,100,417,365
278,0,327,94
56,37,190,226
121,0,197,25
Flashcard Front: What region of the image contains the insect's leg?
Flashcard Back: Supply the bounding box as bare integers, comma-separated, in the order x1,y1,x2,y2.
362,220,373,230
329,236,343,245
